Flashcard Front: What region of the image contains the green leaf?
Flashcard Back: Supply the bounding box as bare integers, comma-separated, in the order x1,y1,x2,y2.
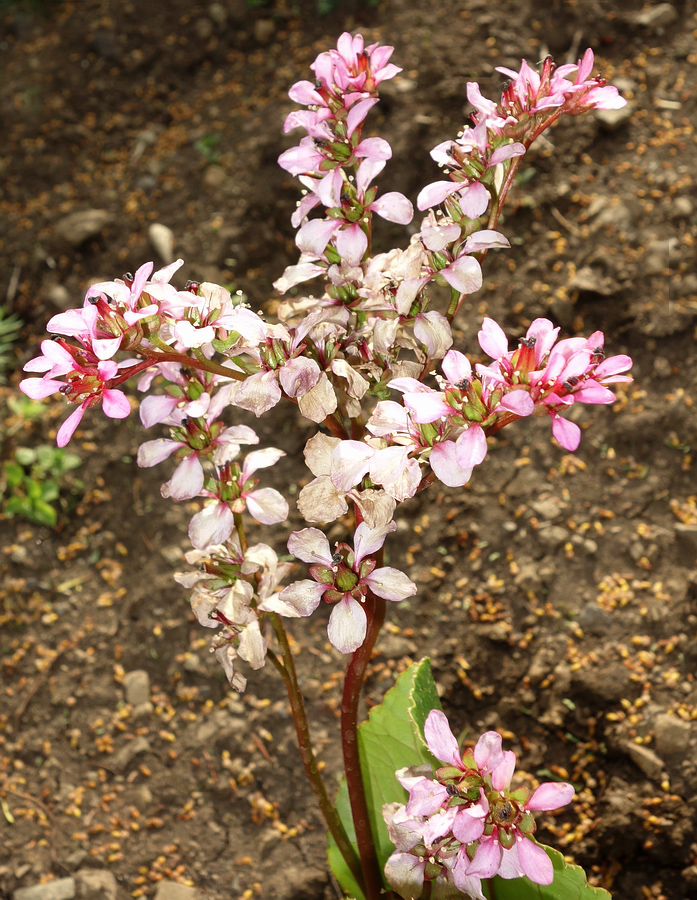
28,499,57,527
484,844,612,900
15,447,36,466
328,658,442,899
3,461,25,489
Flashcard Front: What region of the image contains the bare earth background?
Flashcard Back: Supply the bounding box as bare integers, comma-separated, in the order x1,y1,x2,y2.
1,1,697,899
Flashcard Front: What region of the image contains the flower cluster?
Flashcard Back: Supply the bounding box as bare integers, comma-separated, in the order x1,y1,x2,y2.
18,34,631,694
418,49,626,223
276,32,413,292
383,710,575,898
175,536,292,691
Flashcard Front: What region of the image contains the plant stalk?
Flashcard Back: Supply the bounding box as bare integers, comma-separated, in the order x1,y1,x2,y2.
340,591,387,900
268,614,364,892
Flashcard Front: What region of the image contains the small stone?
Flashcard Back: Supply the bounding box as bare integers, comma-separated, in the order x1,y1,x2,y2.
595,105,633,131
583,539,598,555
132,701,154,720
253,18,275,43
55,210,111,247
46,284,71,310
148,223,175,264
193,17,214,40
654,713,691,757
126,784,153,811
530,496,564,521
183,654,202,673
208,3,228,25
108,736,150,773
153,883,204,900
632,3,678,28
479,622,511,643
202,165,227,190
75,870,118,900
675,524,697,553
670,196,693,220
626,743,664,780
537,526,569,549
14,879,76,900
577,603,612,635
123,669,150,706
653,356,673,378
514,563,542,592
378,634,417,659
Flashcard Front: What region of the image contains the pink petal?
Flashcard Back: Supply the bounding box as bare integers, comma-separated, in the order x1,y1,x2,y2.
327,596,367,653
288,527,332,565
517,838,553,885
137,439,181,467
102,389,131,419
478,317,509,359
363,567,417,601
330,440,374,492
189,503,234,549
500,390,535,416
455,425,487,468
424,709,462,767
352,521,395,565
416,180,463,210
370,192,413,225
527,781,575,810
451,808,485,844
263,580,325,617
163,454,204,501
19,377,63,399
441,255,483,294
466,836,502,878
139,394,179,428
233,371,282,417
473,731,504,774
430,441,473,487
491,750,516,791
353,135,391,159
56,405,85,447
442,350,472,385
335,224,368,266
458,181,489,219
245,488,289,525
551,414,581,451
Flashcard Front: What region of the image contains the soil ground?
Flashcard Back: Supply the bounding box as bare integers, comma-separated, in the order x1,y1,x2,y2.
1,1,697,899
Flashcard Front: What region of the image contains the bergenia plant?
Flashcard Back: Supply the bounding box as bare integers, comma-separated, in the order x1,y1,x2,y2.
20,32,630,900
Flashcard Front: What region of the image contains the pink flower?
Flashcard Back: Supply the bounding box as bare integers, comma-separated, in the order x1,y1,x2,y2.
261,523,416,653
20,342,132,446
188,448,289,549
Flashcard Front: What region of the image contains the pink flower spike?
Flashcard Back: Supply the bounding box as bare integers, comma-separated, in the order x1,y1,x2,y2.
423,709,462,768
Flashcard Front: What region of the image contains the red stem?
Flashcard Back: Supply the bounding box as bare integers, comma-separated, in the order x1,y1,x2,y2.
340,590,386,900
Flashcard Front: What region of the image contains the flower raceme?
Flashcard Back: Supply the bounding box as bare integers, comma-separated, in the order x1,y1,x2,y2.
383,710,575,899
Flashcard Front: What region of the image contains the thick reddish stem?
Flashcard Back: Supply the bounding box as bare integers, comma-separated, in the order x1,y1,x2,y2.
340,589,386,900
